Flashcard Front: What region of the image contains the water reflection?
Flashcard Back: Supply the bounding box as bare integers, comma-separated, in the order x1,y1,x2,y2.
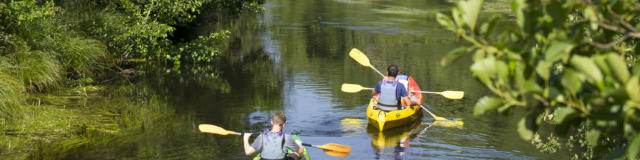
368,120,423,160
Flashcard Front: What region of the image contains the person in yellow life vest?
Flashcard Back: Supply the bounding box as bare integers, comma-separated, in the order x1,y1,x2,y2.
243,112,304,160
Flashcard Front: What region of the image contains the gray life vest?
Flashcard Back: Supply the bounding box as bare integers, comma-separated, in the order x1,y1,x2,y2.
260,130,286,160
378,81,399,106
396,75,409,91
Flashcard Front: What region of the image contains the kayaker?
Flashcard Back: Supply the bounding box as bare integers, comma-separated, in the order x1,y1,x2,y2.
397,70,421,105
372,64,412,110
243,112,304,160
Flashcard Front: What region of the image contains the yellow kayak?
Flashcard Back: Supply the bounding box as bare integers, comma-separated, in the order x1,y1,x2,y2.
366,97,422,131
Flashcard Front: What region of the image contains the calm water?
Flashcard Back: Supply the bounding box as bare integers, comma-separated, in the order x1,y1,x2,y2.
67,0,569,159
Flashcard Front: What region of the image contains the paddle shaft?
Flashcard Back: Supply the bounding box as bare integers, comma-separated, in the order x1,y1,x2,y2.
419,104,440,119
302,143,316,148
370,66,385,78
412,91,440,94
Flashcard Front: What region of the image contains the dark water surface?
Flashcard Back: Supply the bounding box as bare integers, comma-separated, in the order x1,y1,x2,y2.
70,0,570,159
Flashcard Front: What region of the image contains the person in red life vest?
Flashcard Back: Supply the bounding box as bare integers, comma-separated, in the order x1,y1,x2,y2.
397,70,422,106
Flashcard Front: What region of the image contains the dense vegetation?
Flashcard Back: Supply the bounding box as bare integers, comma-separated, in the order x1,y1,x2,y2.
437,0,639,159
0,0,262,159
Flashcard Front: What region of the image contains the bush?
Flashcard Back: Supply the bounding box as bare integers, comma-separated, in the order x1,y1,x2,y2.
437,0,640,158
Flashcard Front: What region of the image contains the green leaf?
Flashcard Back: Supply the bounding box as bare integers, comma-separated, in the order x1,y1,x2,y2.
584,6,599,30
522,80,543,94
593,54,612,78
629,134,640,159
473,96,504,116
545,41,573,62
586,129,600,147
627,76,640,103
452,8,462,28
553,107,579,124
457,0,484,32
517,116,535,140
480,14,501,38
472,48,486,62
605,53,630,84
471,56,508,86
436,12,456,31
441,46,469,66
514,61,526,87
561,68,583,95
570,55,603,83
536,61,551,80
510,0,525,29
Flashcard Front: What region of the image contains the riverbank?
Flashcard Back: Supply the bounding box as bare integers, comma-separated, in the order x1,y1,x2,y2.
0,0,262,159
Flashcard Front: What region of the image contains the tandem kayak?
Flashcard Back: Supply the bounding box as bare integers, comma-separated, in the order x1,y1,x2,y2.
367,76,424,131
366,97,422,131
253,135,311,160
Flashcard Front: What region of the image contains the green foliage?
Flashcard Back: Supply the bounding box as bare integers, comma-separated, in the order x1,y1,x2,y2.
110,0,213,25
531,133,561,154
179,30,230,63
438,0,640,158
67,0,249,63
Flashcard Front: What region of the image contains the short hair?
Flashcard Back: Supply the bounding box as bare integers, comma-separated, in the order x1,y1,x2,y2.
387,65,398,77
272,112,286,126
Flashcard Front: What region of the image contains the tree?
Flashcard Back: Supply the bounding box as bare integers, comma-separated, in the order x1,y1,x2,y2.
437,0,640,158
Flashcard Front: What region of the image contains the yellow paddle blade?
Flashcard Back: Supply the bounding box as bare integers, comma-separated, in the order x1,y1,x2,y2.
317,143,352,153
322,149,350,158
341,83,369,93
433,116,448,121
198,124,238,135
440,91,464,99
432,119,464,128
341,118,366,125
349,48,372,67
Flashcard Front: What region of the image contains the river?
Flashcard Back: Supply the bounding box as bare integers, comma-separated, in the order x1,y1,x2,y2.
62,0,569,159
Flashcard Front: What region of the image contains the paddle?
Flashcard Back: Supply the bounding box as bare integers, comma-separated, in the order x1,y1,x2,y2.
419,105,464,127
198,124,351,157
349,48,385,78
342,83,464,100
418,105,447,121
412,90,464,99
341,83,373,93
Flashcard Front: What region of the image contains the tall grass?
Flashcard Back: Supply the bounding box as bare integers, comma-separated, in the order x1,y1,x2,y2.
0,61,25,123
15,49,62,92
54,36,110,79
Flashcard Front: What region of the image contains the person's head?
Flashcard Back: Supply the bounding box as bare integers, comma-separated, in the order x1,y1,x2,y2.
387,65,399,77
271,112,287,127
398,70,406,75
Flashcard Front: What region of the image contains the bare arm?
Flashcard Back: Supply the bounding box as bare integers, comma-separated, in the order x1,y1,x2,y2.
402,96,412,106
243,133,256,156
295,139,304,155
